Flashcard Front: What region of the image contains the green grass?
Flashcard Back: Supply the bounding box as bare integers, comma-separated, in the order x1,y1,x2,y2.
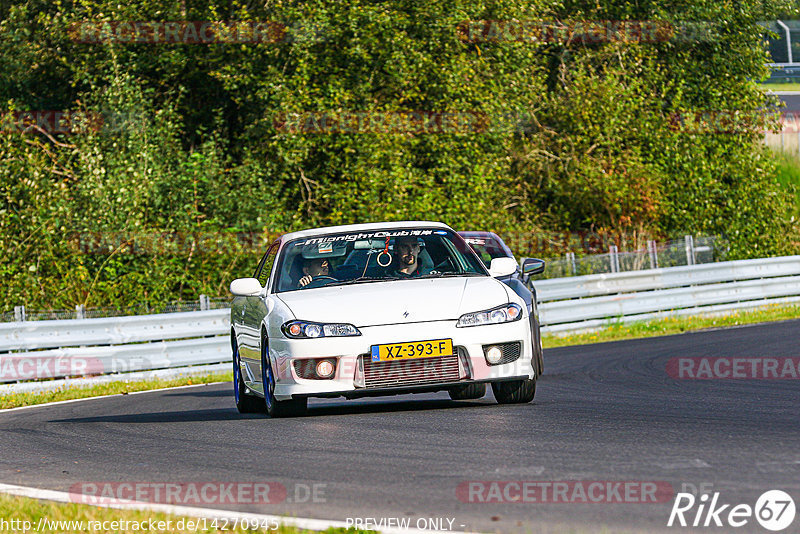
542,303,800,348
0,372,232,410
760,82,800,91
0,493,371,533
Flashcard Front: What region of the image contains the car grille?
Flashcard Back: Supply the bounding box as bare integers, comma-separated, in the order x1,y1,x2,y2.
360,354,461,388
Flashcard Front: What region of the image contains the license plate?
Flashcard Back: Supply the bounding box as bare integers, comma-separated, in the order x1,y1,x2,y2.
371,339,453,362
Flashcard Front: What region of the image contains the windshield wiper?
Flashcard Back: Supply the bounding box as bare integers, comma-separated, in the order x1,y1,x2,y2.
419,271,484,278
327,276,401,286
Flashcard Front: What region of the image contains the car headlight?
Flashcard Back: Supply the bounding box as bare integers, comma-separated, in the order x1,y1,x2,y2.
281,321,361,339
456,303,523,327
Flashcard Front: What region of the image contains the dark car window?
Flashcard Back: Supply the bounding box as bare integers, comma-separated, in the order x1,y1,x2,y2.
273,228,487,293
254,241,279,287
462,236,511,268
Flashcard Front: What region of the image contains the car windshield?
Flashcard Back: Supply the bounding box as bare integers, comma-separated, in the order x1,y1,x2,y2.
273,228,487,292
460,234,512,268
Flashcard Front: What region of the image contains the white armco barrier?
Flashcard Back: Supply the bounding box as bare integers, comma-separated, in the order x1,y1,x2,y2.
535,256,800,333
2,256,799,383
0,311,230,384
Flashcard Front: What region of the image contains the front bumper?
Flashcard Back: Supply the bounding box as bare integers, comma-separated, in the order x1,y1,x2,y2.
269,319,534,401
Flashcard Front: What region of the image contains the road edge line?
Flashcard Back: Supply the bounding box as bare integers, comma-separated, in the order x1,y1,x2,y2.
0,382,226,415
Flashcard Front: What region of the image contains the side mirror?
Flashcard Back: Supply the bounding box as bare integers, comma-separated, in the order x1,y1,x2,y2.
230,278,263,296
489,257,518,278
522,258,545,276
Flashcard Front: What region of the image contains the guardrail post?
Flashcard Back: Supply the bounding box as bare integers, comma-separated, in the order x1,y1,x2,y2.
777,20,794,64
199,294,210,311
609,245,620,273
14,305,26,322
685,235,695,265
565,252,576,275
75,304,85,319
647,240,658,269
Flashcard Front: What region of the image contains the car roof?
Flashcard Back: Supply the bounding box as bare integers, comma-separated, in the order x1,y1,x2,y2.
458,230,503,240
280,221,452,242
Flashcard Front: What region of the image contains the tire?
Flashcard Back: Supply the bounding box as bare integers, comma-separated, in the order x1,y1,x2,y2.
533,318,544,376
492,378,536,404
261,333,307,418
232,336,264,414
530,301,544,376
448,383,486,400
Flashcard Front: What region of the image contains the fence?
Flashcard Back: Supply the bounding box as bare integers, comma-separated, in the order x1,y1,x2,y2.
1,255,799,384
0,310,230,384
538,235,723,278
769,20,800,64
536,255,800,333
765,20,800,79
2,295,230,323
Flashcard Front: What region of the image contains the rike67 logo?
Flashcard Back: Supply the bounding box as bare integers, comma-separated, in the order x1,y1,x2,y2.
668,490,796,531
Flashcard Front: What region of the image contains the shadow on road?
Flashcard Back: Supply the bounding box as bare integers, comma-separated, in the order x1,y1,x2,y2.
48,398,498,423
162,388,232,398
303,398,491,418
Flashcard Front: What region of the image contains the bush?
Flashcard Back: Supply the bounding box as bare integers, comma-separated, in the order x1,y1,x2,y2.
1,0,798,311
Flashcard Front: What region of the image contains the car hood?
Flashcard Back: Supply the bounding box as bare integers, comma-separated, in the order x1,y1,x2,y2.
275,276,511,327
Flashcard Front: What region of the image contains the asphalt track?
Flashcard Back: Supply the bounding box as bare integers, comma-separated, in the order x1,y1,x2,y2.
1,320,799,533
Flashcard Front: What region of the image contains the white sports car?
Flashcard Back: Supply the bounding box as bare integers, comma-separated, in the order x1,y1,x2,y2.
229,221,545,417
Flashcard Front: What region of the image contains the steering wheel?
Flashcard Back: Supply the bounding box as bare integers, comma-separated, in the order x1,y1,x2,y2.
303,275,338,289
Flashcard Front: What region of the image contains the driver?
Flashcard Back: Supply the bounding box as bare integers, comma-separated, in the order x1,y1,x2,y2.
390,236,431,278
298,258,330,287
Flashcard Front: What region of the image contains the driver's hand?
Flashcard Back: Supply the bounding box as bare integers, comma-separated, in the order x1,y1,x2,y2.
298,274,313,287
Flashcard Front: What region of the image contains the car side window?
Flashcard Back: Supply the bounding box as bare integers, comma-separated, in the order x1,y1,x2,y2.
254,242,279,288
466,243,493,268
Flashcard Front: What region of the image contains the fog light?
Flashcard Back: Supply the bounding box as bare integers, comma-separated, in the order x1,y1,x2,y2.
485,346,503,364
316,359,335,378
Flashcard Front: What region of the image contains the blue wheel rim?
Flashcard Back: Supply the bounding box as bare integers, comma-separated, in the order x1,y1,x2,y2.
233,343,240,404
262,341,275,411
